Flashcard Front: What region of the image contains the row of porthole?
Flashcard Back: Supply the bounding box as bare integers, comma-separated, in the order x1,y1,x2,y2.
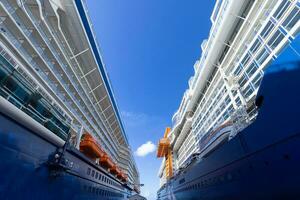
175,166,250,193
175,169,236,193
174,153,292,193
83,185,123,198
87,167,121,189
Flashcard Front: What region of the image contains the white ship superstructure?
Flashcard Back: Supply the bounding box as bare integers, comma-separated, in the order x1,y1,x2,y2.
0,0,139,188
158,0,300,187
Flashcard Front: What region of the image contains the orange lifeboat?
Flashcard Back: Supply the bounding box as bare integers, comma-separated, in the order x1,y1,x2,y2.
80,133,105,159
117,170,125,180
80,133,125,178
121,174,128,182
116,172,123,179
100,153,114,169
110,165,121,175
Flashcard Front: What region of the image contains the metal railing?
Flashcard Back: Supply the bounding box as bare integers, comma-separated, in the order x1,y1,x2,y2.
0,54,70,140
0,1,116,153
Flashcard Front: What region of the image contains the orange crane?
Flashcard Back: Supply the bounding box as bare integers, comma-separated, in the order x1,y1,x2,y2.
157,127,173,179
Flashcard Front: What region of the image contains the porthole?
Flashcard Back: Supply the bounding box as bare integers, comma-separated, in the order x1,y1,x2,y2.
264,161,269,166
283,154,290,160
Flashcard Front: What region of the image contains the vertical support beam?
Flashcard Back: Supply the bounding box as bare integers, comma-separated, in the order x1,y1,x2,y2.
165,149,173,179
219,67,238,109
164,127,171,138
76,126,84,149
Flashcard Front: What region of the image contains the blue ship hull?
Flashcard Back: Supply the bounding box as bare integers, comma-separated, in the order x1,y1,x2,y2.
157,36,300,199
0,107,131,200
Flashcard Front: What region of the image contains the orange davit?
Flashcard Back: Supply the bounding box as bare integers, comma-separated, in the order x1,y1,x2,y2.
157,137,170,157
157,127,174,179
80,133,105,159
157,127,171,157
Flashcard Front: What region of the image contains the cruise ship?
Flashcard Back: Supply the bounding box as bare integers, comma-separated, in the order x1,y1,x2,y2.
157,0,300,199
0,0,140,199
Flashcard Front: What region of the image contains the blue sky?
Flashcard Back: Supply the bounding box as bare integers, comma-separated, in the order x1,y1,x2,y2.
86,1,215,199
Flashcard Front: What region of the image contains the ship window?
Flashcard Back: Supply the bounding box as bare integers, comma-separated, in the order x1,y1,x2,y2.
241,53,251,67
95,172,98,179
250,39,261,54
260,21,275,38
91,170,95,177
87,168,91,175
232,90,238,97
243,84,254,98
267,30,285,49
236,97,242,106
246,62,258,77
273,0,291,20
239,73,248,87
179,178,185,184
225,95,231,104
282,7,300,31
252,72,263,88
98,174,102,180
256,47,270,65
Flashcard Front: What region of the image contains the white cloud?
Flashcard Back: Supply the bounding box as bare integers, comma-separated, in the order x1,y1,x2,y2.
121,111,149,127
135,141,156,157
141,189,150,198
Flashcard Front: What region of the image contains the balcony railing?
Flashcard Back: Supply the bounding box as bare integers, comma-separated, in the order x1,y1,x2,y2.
0,0,119,158
0,53,70,140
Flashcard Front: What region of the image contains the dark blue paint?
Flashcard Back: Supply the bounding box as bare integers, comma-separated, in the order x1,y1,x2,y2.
0,111,131,200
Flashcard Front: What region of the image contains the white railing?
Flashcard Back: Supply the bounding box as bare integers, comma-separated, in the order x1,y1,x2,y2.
1,0,120,158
